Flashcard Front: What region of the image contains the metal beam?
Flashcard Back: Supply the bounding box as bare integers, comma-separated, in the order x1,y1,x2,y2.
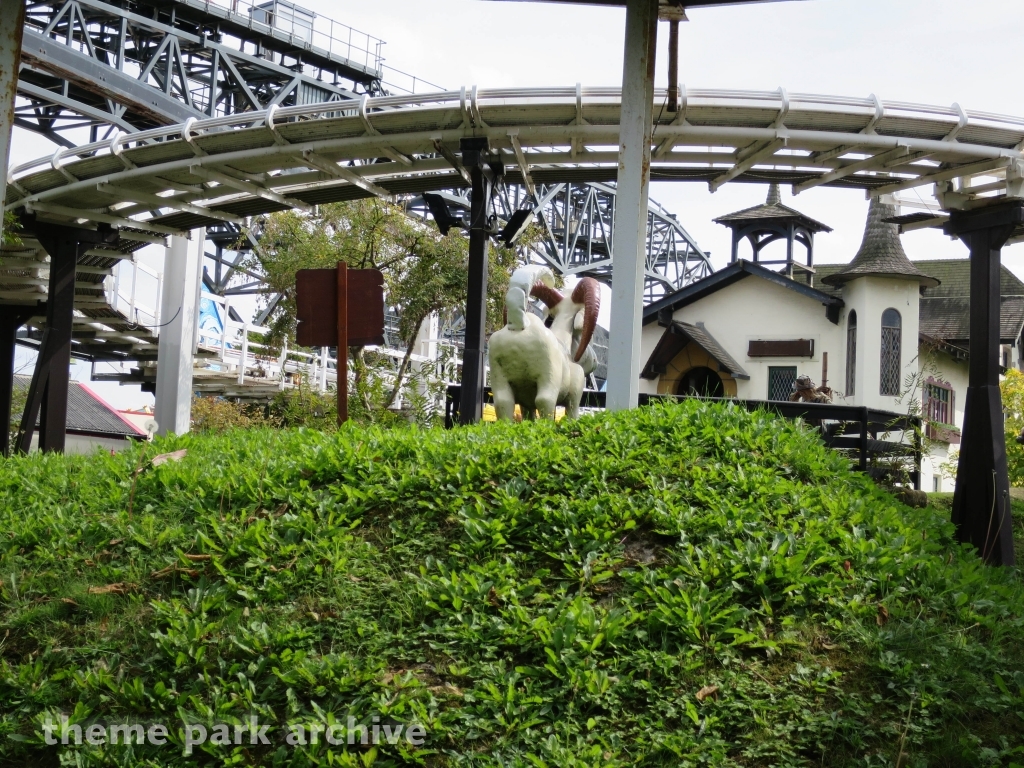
19,29,202,125
871,158,1011,198
301,150,394,200
188,166,313,213
95,183,245,224
155,231,203,436
507,131,536,197
457,137,498,425
792,145,910,195
433,138,472,185
0,308,32,456
16,226,88,453
25,202,187,236
945,202,1023,567
709,138,786,193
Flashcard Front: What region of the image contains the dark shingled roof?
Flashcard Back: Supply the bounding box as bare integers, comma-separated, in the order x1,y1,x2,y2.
914,260,1024,343
713,183,833,233
642,321,750,381
14,376,147,438
821,198,939,287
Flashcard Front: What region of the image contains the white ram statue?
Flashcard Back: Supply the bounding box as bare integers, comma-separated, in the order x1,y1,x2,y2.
487,266,600,420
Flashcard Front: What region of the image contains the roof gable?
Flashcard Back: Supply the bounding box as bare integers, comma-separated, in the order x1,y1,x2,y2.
641,321,750,381
643,259,844,326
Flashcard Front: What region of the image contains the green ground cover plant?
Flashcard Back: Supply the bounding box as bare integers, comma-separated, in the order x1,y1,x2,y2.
0,400,1022,767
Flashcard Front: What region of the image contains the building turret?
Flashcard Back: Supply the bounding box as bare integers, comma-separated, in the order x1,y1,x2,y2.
826,197,938,408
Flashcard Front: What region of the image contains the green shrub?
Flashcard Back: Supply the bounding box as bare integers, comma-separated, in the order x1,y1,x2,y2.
0,400,1022,766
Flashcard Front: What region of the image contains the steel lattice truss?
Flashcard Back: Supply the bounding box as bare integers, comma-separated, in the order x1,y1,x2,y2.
409,180,712,301
14,0,710,309
16,0,399,147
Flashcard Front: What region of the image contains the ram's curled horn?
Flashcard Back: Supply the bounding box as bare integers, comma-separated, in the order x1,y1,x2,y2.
570,277,601,363
530,283,565,309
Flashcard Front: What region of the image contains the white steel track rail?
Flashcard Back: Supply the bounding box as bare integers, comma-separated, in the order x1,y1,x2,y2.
8,86,1024,238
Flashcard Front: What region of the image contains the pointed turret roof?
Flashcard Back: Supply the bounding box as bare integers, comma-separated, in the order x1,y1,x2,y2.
821,198,939,288
713,184,832,233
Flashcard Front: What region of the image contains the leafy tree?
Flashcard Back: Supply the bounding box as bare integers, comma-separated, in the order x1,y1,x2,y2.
1003,368,1024,485
2,210,22,247
244,199,526,422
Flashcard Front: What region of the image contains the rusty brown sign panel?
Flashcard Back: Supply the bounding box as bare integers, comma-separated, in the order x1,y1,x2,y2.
295,267,385,347
747,339,814,357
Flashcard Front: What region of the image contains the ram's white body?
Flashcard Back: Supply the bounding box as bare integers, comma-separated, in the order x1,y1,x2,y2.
487,266,593,420
489,312,585,420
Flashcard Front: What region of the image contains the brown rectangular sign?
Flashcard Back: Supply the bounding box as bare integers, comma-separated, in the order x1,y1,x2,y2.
295,267,385,347
748,339,814,358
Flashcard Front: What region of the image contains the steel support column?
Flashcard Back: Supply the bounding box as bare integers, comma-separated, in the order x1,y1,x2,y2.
945,202,1023,566
459,138,500,425
0,0,26,245
606,0,657,411
16,226,111,453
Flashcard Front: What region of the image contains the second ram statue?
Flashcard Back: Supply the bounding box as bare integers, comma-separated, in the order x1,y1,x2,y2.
487,266,600,420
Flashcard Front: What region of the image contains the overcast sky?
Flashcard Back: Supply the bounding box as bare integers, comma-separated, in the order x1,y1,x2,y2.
9,0,1024,409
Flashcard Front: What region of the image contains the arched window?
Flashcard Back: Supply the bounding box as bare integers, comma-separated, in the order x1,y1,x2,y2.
845,310,857,396
880,308,902,396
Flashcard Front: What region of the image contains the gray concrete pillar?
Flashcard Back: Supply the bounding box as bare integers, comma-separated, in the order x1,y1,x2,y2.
606,0,657,411
155,230,204,436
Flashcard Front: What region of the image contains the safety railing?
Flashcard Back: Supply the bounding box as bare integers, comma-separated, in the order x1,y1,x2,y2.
172,0,384,74
191,293,449,393
106,259,162,328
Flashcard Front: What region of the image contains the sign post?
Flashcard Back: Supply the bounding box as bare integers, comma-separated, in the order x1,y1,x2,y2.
336,262,348,424
295,263,384,426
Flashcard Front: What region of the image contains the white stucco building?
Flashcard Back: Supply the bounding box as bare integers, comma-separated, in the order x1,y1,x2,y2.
638,189,1024,493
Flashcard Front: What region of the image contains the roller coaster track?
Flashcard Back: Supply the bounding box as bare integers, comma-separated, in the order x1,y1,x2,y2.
6,85,1024,374
9,87,1024,245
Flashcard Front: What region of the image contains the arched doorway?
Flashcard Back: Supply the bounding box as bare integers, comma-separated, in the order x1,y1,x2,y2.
676,367,725,398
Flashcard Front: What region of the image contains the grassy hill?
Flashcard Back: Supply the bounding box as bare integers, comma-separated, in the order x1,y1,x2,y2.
0,400,1022,767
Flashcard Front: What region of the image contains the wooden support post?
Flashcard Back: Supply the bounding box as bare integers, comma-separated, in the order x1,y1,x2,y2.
336,261,348,425
944,201,1023,566
859,406,869,473
667,19,679,113
606,0,658,411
